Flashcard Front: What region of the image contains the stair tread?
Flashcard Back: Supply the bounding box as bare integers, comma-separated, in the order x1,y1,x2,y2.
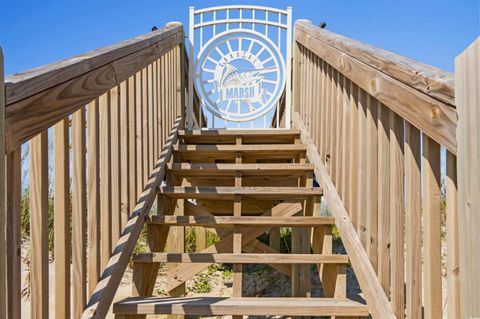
159,186,322,199
179,129,300,136
174,144,306,152
148,215,335,226
133,253,349,264
113,296,369,316
167,163,314,176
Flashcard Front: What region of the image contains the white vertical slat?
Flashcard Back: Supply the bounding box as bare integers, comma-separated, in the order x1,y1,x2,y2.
188,6,195,129
284,7,293,129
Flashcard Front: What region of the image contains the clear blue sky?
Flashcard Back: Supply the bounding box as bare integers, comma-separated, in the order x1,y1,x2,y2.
1,0,478,75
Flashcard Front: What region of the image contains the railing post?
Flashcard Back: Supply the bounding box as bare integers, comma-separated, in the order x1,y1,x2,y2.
0,47,6,319
187,6,195,130
455,37,480,319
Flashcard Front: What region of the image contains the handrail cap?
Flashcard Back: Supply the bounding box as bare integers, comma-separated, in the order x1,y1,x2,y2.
166,21,183,28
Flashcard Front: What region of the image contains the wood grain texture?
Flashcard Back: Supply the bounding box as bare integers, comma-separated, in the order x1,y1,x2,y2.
446,151,460,319
72,108,87,318
293,113,395,319
113,296,369,317
376,104,391,296
81,117,182,319
422,135,442,319
87,100,100,296
295,22,457,154
148,215,334,226
99,92,112,269
295,21,454,106
6,149,22,319
4,25,183,154
389,111,405,318
30,131,49,319
455,38,480,319
53,118,71,318
405,122,422,319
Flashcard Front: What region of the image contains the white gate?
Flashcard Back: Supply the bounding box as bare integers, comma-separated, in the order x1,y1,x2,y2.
187,5,292,129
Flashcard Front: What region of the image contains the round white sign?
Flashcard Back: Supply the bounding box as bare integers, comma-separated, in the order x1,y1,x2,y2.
195,30,286,122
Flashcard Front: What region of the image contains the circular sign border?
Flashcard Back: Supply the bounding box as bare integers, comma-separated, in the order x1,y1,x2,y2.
194,29,286,122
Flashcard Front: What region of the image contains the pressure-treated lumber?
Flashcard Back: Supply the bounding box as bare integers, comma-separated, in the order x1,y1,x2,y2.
295,21,454,106
81,118,181,319
30,131,49,319
168,163,314,176
173,144,306,161
178,129,300,144
113,297,369,317
148,215,334,226
293,113,395,318
295,20,457,154
0,48,5,319
455,37,480,319
4,24,183,154
159,186,321,200
133,253,349,264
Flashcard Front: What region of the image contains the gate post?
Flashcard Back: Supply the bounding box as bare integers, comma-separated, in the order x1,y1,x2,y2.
455,37,480,319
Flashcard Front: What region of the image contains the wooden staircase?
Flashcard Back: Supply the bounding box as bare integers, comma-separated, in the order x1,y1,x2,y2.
113,129,369,318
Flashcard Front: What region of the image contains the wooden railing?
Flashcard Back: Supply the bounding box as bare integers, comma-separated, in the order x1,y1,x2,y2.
1,22,186,319
292,20,460,318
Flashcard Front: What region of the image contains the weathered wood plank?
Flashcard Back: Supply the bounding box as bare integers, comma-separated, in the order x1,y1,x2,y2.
99,93,112,269
81,117,181,319
295,21,454,106
293,113,395,319
446,151,460,319
148,216,335,226
6,149,22,319
455,38,480,319
87,100,101,296
295,22,457,154
113,296,370,317
422,135,442,319
376,103,391,295
4,26,183,154
72,107,87,318
53,118,71,318
134,253,349,264
389,111,405,318
405,122,422,319
30,131,49,319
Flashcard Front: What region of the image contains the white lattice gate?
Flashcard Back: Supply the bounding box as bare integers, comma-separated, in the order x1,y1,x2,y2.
187,5,292,129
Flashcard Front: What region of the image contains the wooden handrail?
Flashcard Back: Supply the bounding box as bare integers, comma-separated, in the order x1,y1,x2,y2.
4,23,184,154
295,20,457,154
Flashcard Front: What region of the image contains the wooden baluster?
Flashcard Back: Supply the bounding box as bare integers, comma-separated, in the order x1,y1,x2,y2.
422,135,442,319
120,81,130,228
356,87,367,248
446,151,460,319
54,118,71,318
377,103,391,296
405,122,422,319
128,75,137,211
6,149,22,319
99,92,112,268
348,82,359,228
111,86,121,245
87,100,101,295
30,131,49,319
135,71,144,194
72,107,87,318
365,96,378,271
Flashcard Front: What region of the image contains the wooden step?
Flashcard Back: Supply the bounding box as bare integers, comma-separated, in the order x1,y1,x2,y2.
159,186,322,200
178,129,300,144
173,144,306,161
167,163,314,177
148,215,335,227
113,296,370,316
132,253,348,264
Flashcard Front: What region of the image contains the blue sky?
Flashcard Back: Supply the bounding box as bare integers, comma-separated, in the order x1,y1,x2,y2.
0,0,478,75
